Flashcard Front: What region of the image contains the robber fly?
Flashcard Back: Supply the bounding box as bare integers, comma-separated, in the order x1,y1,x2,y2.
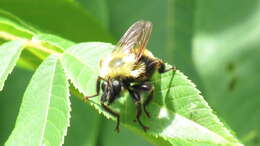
85,20,175,132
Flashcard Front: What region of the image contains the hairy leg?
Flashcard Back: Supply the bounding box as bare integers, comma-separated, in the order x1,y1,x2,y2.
101,93,120,132
158,62,176,73
132,82,154,118
128,88,149,132
84,76,103,101
101,103,120,132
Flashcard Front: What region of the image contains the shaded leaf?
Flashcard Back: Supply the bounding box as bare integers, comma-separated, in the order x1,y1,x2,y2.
5,55,71,146
0,10,35,39
0,9,38,33
99,118,153,146
0,68,33,145
0,40,24,91
193,1,260,145
61,43,241,145
77,0,109,29
17,50,42,70
64,96,101,146
0,0,113,42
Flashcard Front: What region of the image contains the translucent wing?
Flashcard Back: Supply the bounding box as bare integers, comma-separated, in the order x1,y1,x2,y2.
114,20,152,60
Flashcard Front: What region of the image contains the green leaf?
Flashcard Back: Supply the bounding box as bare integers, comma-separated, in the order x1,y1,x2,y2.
0,0,113,42
0,40,24,91
77,0,109,29
64,96,101,146
60,43,242,145
100,119,153,146
5,55,71,146
0,9,38,33
0,10,35,39
17,50,43,70
0,11,48,70
193,1,260,145
0,68,33,145
33,34,75,51
0,12,76,70
61,42,113,96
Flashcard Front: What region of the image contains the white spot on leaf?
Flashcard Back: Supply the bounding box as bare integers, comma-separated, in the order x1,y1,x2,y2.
158,107,169,119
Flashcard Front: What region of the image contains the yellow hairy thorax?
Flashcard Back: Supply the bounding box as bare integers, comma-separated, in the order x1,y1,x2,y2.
99,52,145,79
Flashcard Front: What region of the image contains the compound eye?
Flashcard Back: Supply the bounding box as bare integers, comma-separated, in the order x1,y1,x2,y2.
112,80,121,94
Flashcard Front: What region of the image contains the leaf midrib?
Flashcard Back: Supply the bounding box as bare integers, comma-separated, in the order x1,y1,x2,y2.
39,56,57,146
63,52,96,73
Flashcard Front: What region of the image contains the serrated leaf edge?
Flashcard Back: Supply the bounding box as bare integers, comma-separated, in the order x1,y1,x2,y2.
39,55,71,146
58,57,71,146
0,40,24,91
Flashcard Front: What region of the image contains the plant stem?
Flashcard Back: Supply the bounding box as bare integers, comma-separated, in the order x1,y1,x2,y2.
0,31,59,55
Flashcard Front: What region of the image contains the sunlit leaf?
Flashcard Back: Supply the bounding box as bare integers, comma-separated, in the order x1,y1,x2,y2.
61,42,242,145
33,34,75,51
0,40,23,91
5,55,71,146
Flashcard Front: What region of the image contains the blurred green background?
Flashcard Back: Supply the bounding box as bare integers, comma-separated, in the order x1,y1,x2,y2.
0,0,260,145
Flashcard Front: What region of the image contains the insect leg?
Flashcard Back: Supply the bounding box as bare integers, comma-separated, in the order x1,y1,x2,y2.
158,62,176,73
143,85,154,118
132,83,154,118
146,59,176,74
128,88,149,132
84,76,102,100
101,93,120,132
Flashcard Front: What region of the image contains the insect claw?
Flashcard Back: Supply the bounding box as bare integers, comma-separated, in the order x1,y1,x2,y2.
164,65,177,73
143,126,149,132
171,65,177,71
115,126,120,133
83,96,88,102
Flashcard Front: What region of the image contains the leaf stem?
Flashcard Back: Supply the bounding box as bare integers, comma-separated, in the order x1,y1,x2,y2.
0,31,59,55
